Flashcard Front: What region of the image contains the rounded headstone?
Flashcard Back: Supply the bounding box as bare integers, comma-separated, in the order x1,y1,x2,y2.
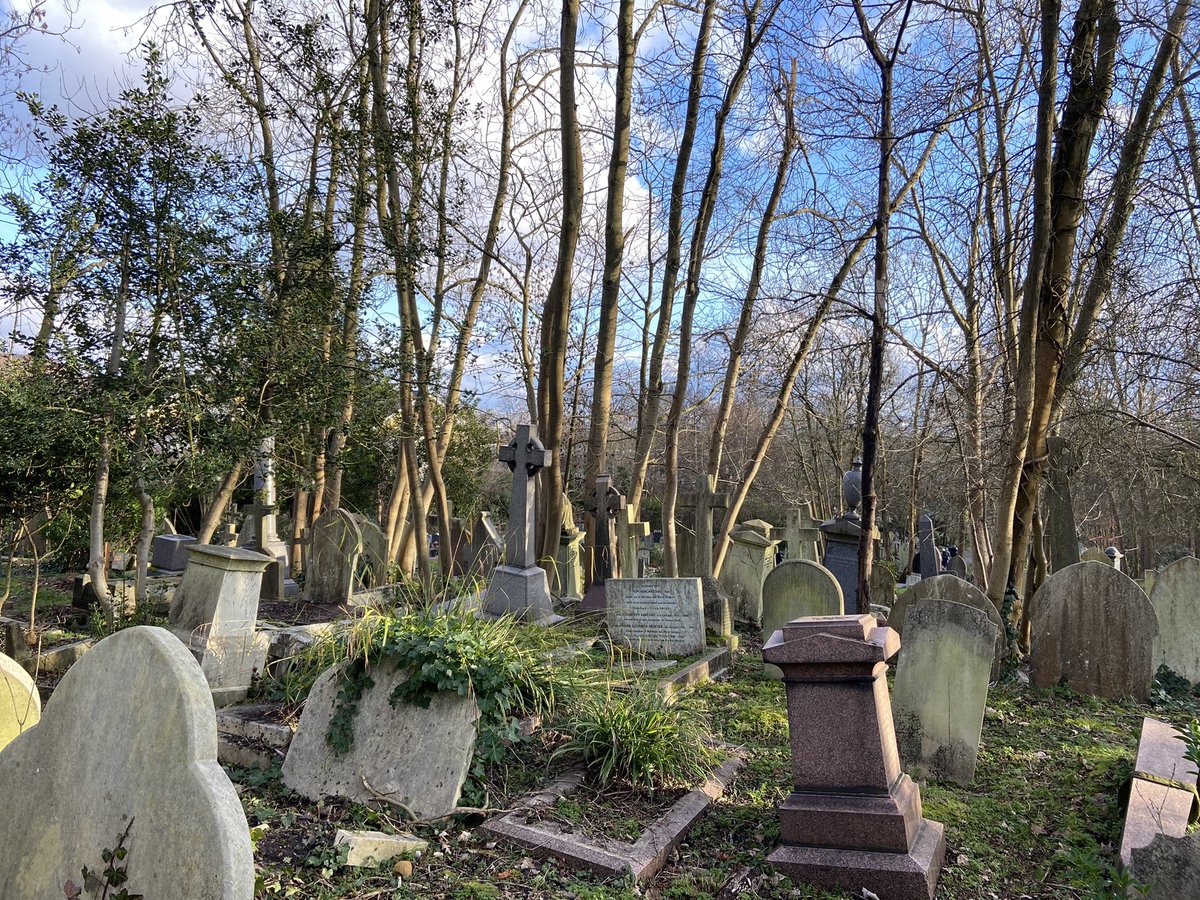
1031,561,1158,700
761,560,844,678
1150,556,1200,684
0,651,39,751
888,574,1002,678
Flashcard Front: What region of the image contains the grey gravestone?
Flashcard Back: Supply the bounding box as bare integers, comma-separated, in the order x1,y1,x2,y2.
892,600,996,786
917,515,941,579
552,496,586,600
151,534,198,571
761,560,843,679
0,651,39,751
820,517,862,612
888,573,1003,679
1150,556,1200,684
946,556,968,579
606,577,705,657
580,474,626,612
1046,436,1080,572
351,516,389,591
679,475,729,578
870,565,896,612
720,521,778,624
1031,561,1158,701
699,576,733,637
484,424,555,622
169,544,271,705
283,661,479,818
472,512,504,574
1130,831,1200,899
1080,547,1111,565
0,627,254,898
306,509,364,605
784,502,822,563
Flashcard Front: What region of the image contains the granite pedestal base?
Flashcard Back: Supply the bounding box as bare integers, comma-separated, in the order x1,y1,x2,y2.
484,565,554,622
769,816,945,900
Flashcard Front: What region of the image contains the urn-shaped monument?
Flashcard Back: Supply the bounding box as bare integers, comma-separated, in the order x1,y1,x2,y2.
841,458,863,520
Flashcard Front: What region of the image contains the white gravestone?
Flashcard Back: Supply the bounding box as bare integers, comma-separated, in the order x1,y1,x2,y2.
892,600,997,786
0,626,254,898
606,578,706,657
307,508,364,605
169,544,271,705
0,650,40,752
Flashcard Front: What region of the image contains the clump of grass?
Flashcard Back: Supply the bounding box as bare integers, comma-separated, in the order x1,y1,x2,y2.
556,687,719,789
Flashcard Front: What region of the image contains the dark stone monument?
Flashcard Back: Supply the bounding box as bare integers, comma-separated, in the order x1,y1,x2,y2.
820,459,868,612
762,615,946,899
579,475,626,613
917,515,941,580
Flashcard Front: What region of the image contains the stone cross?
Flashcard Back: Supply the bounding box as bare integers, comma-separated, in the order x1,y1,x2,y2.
249,437,291,599
498,424,552,570
585,474,626,583
681,475,729,577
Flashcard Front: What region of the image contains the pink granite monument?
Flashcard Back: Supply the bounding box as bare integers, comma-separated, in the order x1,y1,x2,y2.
762,614,946,899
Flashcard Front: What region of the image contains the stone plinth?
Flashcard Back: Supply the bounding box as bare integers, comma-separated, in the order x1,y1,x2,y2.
169,545,271,705
762,615,946,899
484,565,554,623
151,534,198,571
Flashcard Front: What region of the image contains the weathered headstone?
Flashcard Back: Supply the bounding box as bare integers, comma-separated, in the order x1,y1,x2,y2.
0,650,39,752
352,516,389,591
784,501,822,563
306,508,364,605
1030,561,1158,701
0,626,254,898
1130,831,1200,899
761,560,843,679
282,661,479,818
484,425,555,622
870,565,896,611
615,507,650,581
1080,547,1111,565
1150,556,1200,684
679,475,729,578
248,438,292,599
151,534,198,571
606,577,705,657
552,495,585,600
580,474,626,612
472,512,504,574
892,600,996,786
699,576,733,637
888,574,1003,678
170,544,271,705
763,615,946,898
945,555,968,579
917,515,941,579
719,520,778,625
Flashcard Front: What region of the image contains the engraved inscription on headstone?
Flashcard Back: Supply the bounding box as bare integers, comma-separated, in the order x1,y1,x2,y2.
606,578,705,658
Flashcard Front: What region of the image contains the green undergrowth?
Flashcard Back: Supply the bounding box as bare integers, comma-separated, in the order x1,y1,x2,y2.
238,625,1200,899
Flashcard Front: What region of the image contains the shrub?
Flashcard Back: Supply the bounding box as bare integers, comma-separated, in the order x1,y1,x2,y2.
556,687,719,789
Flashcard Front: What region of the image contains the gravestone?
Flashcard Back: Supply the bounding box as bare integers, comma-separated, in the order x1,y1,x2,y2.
247,438,292,599
606,577,705,657
1030,561,1158,701
1046,436,1080,572
282,661,479,818
785,502,822,563
679,475,729,578
484,425,555,622
169,544,271,705
0,651,39,752
719,520,778,624
472,512,504,574
306,509,364,605
1150,556,1200,684
552,495,585,600
352,516,389,591
820,517,862,612
0,627,254,898
580,475,626,611
1080,547,1111,565
151,534,198,572
946,555,968,579
763,616,946,898
917,515,941,579
615,507,650,581
892,600,996,786
870,565,896,612
1130,831,1200,900
761,560,843,679
888,574,1003,678
699,576,733,637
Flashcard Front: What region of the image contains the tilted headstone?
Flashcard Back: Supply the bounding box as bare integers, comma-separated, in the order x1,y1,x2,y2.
151,534,198,572
1150,556,1200,684
0,627,254,898
282,661,479,818
892,600,996,786
917,515,941,579
0,651,39,752
761,560,843,679
306,509,364,605
169,544,271,705
719,520,778,625
351,516,389,591
1031,561,1158,701
888,573,1003,678
472,512,504,574
484,424,555,622
784,502,822,563
606,577,705,658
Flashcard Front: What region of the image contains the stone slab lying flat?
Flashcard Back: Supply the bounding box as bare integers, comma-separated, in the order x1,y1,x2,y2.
335,829,427,867
482,752,744,882
658,645,731,702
